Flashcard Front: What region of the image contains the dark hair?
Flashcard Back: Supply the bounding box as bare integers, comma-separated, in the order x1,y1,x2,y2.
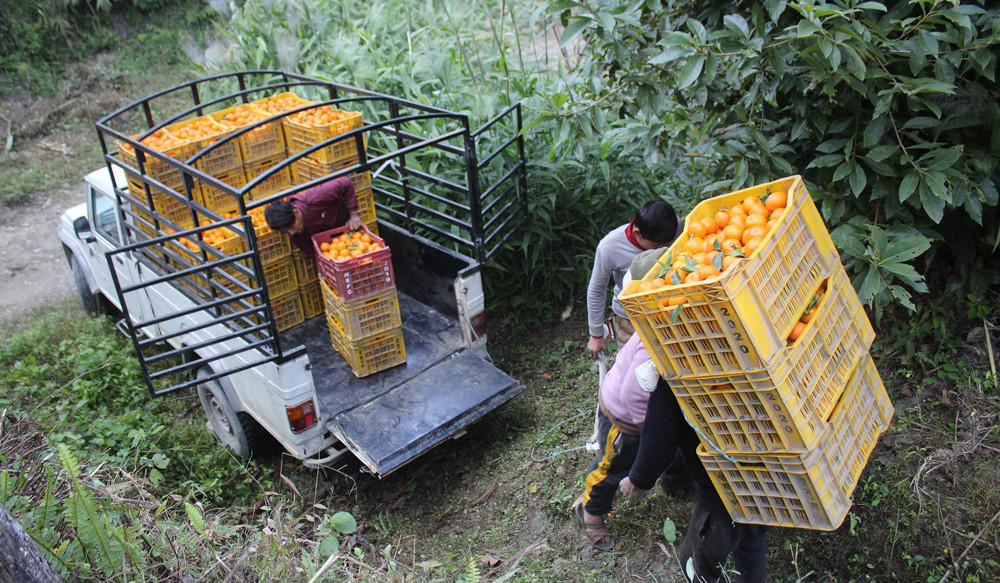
264,200,296,231
633,200,678,245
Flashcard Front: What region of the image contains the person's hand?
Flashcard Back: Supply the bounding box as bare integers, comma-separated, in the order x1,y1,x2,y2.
619,476,648,502
346,210,363,231
588,336,607,359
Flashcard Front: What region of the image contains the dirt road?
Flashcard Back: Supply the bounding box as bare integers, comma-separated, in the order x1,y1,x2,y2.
0,187,81,323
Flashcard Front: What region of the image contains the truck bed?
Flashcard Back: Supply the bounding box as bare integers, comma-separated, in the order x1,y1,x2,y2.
280,288,522,475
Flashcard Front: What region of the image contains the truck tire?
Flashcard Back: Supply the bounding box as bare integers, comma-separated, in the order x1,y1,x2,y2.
71,255,107,315
197,373,275,459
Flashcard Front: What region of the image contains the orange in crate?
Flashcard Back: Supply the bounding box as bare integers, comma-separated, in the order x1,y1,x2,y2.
251,91,314,115
312,224,394,300
211,104,286,163
698,352,894,530
284,106,364,165
669,262,875,454
620,176,841,380
165,116,242,177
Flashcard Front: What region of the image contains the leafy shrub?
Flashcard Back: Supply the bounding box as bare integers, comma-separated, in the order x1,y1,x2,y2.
543,0,1000,319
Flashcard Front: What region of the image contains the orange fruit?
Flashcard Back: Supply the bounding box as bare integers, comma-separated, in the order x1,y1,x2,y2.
683,237,704,254
747,202,769,217
689,221,707,239
745,214,767,229
741,226,766,246
722,254,739,271
769,208,784,222
721,238,742,253
666,296,687,306
788,321,806,342
744,237,763,257
715,210,730,229
684,271,702,284
728,213,746,230
703,233,723,253
741,196,760,213
700,217,718,235
722,224,744,241
698,264,721,279
765,189,788,212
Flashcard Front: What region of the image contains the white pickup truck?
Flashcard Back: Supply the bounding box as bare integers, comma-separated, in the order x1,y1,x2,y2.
57,72,528,476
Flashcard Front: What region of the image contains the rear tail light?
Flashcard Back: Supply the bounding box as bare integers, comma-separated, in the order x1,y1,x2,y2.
469,310,486,339
286,400,317,433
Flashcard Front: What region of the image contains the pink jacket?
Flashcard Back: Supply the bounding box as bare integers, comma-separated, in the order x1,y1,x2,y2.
599,333,653,435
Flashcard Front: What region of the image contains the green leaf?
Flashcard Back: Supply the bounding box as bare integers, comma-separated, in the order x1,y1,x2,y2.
881,262,928,292
926,147,963,171
898,172,919,202
686,19,707,43
677,55,706,90
185,503,206,536
850,163,867,196
856,2,887,10
862,116,887,148
918,180,946,223
663,517,678,543
723,14,749,37
319,534,340,557
671,304,685,323
597,11,615,33
859,265,880,306
330,511,358,534
831,226,868,259
866,145,896,162
560,17,590,49
551,93,568,109
883,236,931,263
869,225,888,256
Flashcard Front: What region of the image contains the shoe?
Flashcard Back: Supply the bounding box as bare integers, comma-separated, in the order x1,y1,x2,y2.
573,502,615,551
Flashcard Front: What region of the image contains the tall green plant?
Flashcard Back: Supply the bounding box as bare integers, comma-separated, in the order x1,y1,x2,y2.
542,0,1000,318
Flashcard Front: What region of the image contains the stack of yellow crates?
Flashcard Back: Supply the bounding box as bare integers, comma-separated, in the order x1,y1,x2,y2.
620,176,894,530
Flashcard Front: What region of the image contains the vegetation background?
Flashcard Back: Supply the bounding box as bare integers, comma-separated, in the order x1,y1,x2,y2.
1,0,999,581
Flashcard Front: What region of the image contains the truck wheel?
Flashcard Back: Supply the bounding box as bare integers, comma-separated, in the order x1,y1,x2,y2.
71,255,107,315
197,373,275,459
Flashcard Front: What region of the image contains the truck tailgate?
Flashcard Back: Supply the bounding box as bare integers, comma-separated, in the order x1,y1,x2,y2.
280,292,523,476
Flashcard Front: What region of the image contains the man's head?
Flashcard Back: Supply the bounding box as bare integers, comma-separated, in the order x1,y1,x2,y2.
264,201,304,236
631,200,678,250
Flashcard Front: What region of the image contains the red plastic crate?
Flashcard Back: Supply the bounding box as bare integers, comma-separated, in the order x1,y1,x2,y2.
321,280,401,340
669,262,875,454
312,225,394,301
698,352,894,530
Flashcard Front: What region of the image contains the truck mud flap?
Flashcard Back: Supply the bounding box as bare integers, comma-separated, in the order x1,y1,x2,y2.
324,350,523,476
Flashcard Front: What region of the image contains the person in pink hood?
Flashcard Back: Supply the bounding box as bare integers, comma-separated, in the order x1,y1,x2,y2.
573,332,660,551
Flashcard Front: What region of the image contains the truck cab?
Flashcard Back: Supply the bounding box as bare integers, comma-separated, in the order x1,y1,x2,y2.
58,72,528,476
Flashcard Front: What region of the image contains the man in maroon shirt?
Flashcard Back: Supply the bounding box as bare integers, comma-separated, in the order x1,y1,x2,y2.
264,176,362,258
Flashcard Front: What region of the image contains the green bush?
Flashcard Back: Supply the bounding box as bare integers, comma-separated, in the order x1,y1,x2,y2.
542,0,1000,320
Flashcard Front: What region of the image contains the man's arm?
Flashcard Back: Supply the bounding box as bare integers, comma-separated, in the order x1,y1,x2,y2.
586,245,611,357
313,176,360,228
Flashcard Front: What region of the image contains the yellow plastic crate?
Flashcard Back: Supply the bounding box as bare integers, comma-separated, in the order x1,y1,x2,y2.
299,280,324,319
291,158,375,224
621,176,841,380
165,116,243,177
328,323,407,378
270,290,304,332
118,130,194,191
321,280,401,340
670,262,875,454
283,109,364,165
253,222,291,265
250,91,314,116
699,352,894,530
196,168,246,214
262,255,298,298
291,246,319,285
244,154,292,202
211,104,286,163
126,179,196,227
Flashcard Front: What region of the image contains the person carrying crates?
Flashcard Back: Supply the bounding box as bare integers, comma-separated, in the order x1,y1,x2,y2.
618,249,768,583
264,175,362,258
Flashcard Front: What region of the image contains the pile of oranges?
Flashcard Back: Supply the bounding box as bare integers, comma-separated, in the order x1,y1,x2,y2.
293,104,357,129
165,223,238,253
632,188,789,293
257,93,313,115
120,129,186,154
218,106,268,128
170,118,225,143
318,230,381,262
